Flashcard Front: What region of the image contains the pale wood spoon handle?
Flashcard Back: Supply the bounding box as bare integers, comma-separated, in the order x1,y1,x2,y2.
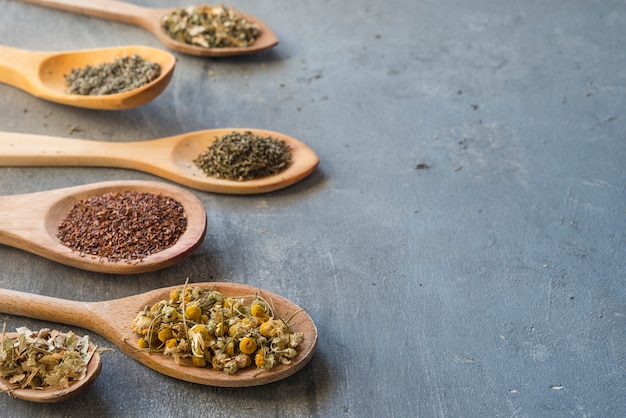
0,189,63,252
0,288,98,329
18,0,159,29
0,132,147,168
0,288,136,343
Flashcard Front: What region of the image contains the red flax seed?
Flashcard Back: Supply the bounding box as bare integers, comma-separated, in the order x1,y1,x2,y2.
57,191,188,263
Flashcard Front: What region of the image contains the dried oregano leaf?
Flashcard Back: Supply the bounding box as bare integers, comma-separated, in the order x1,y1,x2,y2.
65,54,161,96
194,131,292,181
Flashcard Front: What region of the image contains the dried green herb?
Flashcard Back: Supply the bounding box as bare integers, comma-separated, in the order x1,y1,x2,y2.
161,5,260,48
65,54,161,96
194,131,292,181
57,191,188,263
130,281,304,374
0,327,93,390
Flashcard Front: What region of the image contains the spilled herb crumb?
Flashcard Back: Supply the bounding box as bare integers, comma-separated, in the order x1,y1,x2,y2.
194,131,292,181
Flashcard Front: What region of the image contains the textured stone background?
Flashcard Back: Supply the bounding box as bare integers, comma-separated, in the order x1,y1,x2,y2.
0,0,624,416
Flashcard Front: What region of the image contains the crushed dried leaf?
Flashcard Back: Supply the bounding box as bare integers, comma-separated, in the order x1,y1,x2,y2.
0,327,94,390
161,4,260,48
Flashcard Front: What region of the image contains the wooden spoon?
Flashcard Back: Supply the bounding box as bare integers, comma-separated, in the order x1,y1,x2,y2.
18,0,279,57
0,332,101,403
0,129,320,194
0,180,206,274
0,282,317,387
0,44,176,110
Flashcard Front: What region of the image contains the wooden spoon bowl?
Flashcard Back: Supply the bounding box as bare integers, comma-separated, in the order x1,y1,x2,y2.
0,282,317,387
0,44,176,110
0,332,101,403
0,180,207,274
18,0,278,57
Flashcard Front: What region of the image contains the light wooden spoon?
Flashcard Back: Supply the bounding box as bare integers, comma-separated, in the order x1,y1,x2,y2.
0,44,176,110
0,129,319,194
0,332,101,403
0,282,317,387
0,180,207,274
18,0,279,57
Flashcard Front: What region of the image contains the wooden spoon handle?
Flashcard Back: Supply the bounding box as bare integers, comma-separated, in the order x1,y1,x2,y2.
0,288,128,346
0,288,98,330
0,132,131,167
18,0,156,27
0,192,52,248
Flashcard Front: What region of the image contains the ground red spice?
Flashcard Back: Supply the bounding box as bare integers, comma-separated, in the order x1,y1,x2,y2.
57,191,188,262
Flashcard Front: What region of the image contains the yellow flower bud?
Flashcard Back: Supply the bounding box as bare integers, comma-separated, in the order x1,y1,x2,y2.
158,327,174,343
239,337,257,355
137,338,148,349
185,304,202,321
250,303,266,318
192,356,207,367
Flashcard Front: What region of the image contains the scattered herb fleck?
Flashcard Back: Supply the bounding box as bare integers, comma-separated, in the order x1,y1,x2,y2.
65,54,161,96
194,131,292,181
57,191,187,263
131,281,304,374
68,124,83,135
0,327,94,390
161,5,260,48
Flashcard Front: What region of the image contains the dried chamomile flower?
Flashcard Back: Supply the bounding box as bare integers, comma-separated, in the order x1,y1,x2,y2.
250,302,268,318
239,337,257,355
132,308,155,335
130,283,304,375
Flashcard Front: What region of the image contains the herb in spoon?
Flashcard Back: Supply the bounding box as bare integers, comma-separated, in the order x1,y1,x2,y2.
17,0,278,57
0,44,175,110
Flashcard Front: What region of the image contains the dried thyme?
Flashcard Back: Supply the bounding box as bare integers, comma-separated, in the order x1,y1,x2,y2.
65,54,161,95
194,131,292,181
161,5,260,48
130,283,304,374
0,327,93,390
57,191,187,263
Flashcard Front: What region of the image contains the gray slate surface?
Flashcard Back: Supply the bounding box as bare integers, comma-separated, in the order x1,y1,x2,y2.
0,0,624,416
